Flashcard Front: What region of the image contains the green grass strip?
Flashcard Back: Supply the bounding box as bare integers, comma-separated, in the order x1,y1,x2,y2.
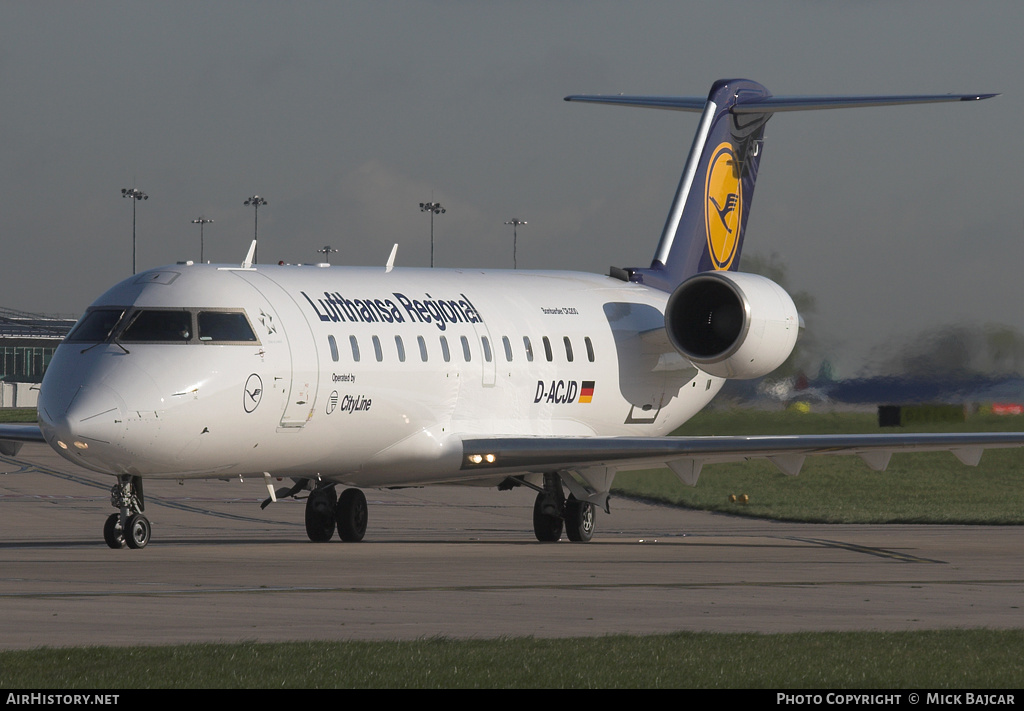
614,410,1024,524
2,630,1022,688
0,407,35,423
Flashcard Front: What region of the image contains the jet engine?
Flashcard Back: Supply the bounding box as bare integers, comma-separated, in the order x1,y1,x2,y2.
664,271,799,379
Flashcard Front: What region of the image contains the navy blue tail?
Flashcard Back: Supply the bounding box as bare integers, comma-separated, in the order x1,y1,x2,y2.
565,80,996,293
647,79,771,288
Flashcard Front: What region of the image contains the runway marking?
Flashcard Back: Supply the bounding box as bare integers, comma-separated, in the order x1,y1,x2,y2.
0,454,109,490
0,494,102,501
780,536,946,564
2,578,1021,599
1,452,294,526
0,451,981,561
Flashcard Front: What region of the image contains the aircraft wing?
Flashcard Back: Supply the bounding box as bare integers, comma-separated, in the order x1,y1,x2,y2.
0,424,44,442
0,423,45,457
460,431,1024,484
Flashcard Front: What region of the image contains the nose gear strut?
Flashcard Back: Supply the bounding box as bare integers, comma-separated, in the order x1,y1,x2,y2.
104,475,150,549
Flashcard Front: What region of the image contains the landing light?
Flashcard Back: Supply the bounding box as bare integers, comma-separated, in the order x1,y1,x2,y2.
73,441,89,450
56,441,68,450
467,453,497,466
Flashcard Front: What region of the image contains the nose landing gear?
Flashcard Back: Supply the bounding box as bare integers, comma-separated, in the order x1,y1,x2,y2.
103,475,150,549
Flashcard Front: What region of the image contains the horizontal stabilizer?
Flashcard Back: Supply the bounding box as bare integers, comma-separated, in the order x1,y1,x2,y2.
564,95,708,112
566,80,997,292
564,92,998,114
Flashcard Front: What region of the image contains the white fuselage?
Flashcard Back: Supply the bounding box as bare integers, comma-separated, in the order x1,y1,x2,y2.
38,263,722,485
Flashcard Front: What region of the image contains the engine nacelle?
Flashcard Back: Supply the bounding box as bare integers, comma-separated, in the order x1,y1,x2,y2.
665,271,800,380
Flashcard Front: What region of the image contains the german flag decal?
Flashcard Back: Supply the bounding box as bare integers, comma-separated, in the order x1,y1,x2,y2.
579,381,595,404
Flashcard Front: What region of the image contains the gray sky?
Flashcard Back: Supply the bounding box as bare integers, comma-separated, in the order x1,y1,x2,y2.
2,1,1022,376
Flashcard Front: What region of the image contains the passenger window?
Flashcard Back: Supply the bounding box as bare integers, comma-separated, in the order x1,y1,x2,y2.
372,335,383,362
120,310,192,343
395,335,406,362
418,335,428,362
585,336,595,362
481,336,492,362
563,336,573,362
523,336,534,362
197,311,258,343
440,336,450,362
461,335,472,362
328,335,339,362
502,336,513,362
349,335,360,362
542,336,552,362
65,308,125,343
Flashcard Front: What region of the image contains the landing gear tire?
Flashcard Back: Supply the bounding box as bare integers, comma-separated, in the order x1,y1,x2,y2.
103,513,125,549
533,491,564,542
124,513,151,549
305,487,337,542
564,497,595,543
336,488,368,542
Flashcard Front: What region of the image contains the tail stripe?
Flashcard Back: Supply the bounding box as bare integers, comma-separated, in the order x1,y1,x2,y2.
654,99,718,266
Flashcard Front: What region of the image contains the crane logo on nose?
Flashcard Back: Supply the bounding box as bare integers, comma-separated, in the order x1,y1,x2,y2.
244,374,263,413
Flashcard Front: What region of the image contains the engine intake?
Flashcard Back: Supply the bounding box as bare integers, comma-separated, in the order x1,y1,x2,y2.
665,271,799,379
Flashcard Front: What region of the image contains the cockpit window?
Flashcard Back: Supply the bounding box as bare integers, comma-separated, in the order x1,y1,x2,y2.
65,308,126,343
197,311,258,343
120,310,192,343
66,307,260,346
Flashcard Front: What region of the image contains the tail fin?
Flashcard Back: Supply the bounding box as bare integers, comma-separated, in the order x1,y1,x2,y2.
566,80,996,292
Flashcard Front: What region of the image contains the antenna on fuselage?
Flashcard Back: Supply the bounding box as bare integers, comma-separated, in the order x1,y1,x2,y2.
241,240,257,269
385,243,398,273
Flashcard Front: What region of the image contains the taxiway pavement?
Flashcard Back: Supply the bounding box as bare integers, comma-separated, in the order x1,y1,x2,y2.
2,442,1022,649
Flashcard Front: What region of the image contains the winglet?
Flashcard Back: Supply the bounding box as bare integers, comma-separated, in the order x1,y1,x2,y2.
241,240,257,269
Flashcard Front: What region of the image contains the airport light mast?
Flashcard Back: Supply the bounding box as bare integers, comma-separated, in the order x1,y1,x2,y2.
317,245,337,264
191,217,213,263
504,218,527,269
419,201,445,268
121,188,148,275
244,195,268,264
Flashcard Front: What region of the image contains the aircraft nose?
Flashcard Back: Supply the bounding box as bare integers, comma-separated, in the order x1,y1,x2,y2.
40,383,127,458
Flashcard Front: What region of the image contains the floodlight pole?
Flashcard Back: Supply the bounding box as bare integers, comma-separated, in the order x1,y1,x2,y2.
121,188,148,275
191,217,213,263
505,218,527,269
419,201,445,267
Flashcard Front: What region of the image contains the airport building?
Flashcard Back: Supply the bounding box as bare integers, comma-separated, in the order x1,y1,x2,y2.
0,307,77,407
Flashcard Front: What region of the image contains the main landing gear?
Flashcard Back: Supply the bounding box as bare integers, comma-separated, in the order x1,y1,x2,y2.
103,475,151,550
531,473,596,543
304,484,368,543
